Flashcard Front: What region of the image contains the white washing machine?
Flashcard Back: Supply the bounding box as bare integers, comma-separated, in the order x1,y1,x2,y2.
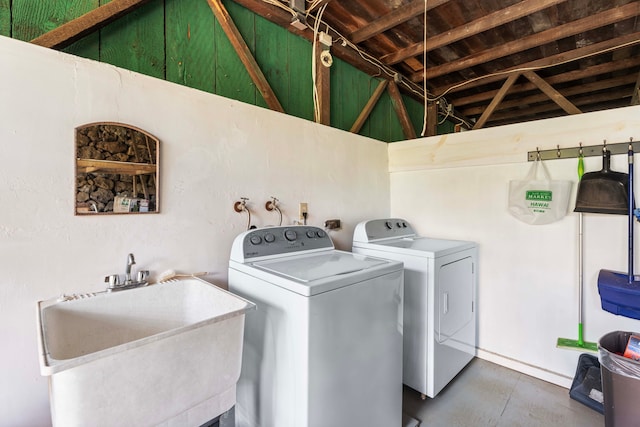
228,225,404,427
353,218,477,399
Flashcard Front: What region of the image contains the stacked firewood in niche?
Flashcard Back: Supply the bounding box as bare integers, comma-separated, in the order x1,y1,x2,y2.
76,124,156,213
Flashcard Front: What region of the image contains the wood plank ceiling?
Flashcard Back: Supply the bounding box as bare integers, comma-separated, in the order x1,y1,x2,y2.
235,0,640,130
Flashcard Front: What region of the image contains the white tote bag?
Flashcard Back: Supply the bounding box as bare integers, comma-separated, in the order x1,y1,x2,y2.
508,159,573,225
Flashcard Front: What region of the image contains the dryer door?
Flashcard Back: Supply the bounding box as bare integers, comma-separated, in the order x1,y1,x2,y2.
437,256,474,343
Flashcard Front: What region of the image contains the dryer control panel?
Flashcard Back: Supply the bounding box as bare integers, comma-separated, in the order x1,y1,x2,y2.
353,218,416,242
230,226,334,262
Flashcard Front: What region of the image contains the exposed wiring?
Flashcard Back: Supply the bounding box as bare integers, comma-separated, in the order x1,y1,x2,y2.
437,98,451,125
421,0,428,136
261,0,296,17
258,0,426,99
311,3,328,123
306,0,327,14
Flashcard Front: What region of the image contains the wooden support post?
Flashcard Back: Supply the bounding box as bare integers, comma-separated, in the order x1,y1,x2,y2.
473,73,520,130
30,0,154,49
350,80,388,134
425,101,438,137
632,71,640,105
207,0,284,113
314,40,331,125
522,70,581,114
387,81,417,140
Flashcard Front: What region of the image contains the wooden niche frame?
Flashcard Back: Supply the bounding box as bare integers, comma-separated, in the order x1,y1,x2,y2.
75,122,160,215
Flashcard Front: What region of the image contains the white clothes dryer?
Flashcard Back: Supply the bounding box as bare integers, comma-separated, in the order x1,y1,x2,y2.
353,218,477,399
228,225,404,427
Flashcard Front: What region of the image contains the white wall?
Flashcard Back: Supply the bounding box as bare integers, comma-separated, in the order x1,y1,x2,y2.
389,108,640,387
0,36,390,426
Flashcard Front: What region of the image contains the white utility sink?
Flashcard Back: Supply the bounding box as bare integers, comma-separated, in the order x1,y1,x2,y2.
37,278,255,426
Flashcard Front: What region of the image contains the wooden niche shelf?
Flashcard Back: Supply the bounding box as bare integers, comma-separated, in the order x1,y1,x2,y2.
76,158,157,175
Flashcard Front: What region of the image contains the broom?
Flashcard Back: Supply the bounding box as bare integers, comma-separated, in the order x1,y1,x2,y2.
557,153,598,352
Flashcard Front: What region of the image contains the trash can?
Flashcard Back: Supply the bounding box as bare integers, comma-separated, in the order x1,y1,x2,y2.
599,331,640,426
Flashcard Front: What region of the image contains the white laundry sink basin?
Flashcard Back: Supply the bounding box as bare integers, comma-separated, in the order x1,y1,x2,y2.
37,277,255,426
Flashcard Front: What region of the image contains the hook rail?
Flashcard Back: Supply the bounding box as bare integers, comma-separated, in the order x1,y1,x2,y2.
528,138,639,161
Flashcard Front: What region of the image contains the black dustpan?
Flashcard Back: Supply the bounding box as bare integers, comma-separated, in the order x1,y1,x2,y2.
574,149,629,215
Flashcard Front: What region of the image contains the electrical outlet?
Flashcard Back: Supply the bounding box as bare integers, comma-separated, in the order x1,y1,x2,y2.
299,202,308,221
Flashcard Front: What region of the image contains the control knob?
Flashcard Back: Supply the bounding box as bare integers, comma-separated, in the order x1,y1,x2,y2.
284,229,297,242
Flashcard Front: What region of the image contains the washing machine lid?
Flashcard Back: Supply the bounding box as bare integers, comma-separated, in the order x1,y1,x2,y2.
354,236,475,258
246,251,401,296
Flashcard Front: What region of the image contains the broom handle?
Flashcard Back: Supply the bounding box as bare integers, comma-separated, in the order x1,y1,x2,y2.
629,144,634,284
577,154,585,345
578,212,583,321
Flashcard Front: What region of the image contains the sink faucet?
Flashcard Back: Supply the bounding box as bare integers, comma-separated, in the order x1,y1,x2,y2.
105,253,149,292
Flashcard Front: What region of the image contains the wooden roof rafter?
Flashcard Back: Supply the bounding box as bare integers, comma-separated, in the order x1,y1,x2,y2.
27,0,640,130
382,0,568,67
29,0,154,49
348,0,449,44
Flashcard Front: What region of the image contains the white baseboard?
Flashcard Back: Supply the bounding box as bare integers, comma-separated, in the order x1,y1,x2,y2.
476,348,573,389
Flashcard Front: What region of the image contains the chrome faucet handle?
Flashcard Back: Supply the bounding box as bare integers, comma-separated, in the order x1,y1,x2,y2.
105,274,120,288
137,270,149,283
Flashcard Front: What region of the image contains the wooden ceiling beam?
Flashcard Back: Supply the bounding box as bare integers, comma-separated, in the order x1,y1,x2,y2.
522,71,581,114
30,0,154,49
461,74,638,116
207,0,284,113
432,30,640,96
461,74,637,116
349,0,449,44
564,88,633,108
381,0,567,66
417,1,640,81
472,73,520,130
454,57,640,107
485,87,632,124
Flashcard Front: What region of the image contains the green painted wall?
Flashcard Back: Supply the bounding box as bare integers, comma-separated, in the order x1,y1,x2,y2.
1,0,450,142
0,0,11,37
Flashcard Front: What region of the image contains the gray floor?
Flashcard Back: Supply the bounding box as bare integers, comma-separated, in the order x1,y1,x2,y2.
402,358,604,427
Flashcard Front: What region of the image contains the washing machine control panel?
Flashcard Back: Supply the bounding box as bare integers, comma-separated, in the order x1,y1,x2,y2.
238,226,333,260
354,218,416,242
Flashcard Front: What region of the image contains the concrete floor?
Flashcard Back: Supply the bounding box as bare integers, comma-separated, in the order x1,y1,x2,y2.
402,358,604,427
